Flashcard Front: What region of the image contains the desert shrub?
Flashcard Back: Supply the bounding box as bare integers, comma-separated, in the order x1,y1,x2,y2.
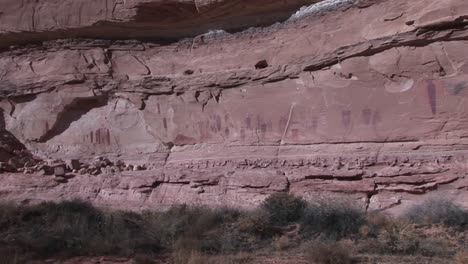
0,200,163,260
146,205,201,246
155,205,243,255
199,208,290,253
144,205,271,255
261,193,307,226
405,199,468,229
301,201,366,240
228,210,281,251
359,213,394,237
151,205,241,247
272,235,292,251
96,210,162,256
360,219,420,255
199,228,243,253
417,238,454,257
236,210,278,238
455,250,468,264
306,240,354,264
358,218,456,257
0,247,30,264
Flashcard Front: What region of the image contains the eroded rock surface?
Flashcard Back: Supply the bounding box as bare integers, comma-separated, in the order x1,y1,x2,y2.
0,0,467,213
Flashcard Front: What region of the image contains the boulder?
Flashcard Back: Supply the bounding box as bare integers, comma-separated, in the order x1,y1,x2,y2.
66,159,81,171
53,165,66,177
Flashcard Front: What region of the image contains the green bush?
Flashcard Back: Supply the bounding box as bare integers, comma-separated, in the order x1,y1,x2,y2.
261,193,307,226
405,199,467,229
301,201,366,240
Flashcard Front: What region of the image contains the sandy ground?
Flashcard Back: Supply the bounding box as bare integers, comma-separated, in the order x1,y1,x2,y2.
29,253,452,264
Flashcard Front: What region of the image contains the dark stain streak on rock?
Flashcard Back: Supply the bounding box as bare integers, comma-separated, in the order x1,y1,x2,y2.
106,129,111,145
216,115,222,131
279,117,287,131
245,116,252,129
309,118,318,131
292,128,299,139
163,118,168,130
96,129,101,144
342,110,352,128
362,109,372,125
451,82,467,96
261,123,267,134
427,80,437,115
372,111,381,125
267,121,273,131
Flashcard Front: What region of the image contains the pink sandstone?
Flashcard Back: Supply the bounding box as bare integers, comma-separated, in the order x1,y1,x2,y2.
0,0,467,214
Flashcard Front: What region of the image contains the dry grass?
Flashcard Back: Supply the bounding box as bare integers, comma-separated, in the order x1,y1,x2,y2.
0,196,466,263
454,251,468,264
0,201,163,259
261,193,307,226
134,254,158,264
301,200,366,239
172,250,210,264
236,210,276,237
273,235,292,251
405,199,467,229
171,251,253,264
1,247,30,264
306,241,354,264
358,217,462,258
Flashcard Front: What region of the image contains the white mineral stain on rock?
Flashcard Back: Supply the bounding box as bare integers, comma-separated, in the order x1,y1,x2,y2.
294,78,306,90
385,78,415,93
289,0,356,21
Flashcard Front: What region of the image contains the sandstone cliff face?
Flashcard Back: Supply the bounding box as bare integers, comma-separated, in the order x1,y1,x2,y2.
0,0,467,213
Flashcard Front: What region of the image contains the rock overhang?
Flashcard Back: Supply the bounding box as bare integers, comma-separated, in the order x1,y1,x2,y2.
0,0,330,49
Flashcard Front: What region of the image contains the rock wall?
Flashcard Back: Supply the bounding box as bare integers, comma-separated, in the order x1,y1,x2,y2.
0,0,467,213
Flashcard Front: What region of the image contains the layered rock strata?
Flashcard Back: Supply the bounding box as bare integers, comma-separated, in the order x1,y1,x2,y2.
0,0,467,214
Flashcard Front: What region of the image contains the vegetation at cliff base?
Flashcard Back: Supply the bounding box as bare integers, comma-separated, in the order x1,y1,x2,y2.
0,194,466,264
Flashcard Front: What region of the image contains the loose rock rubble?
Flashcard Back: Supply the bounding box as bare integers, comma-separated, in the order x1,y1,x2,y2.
0,130,39,173
10,156,148,178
